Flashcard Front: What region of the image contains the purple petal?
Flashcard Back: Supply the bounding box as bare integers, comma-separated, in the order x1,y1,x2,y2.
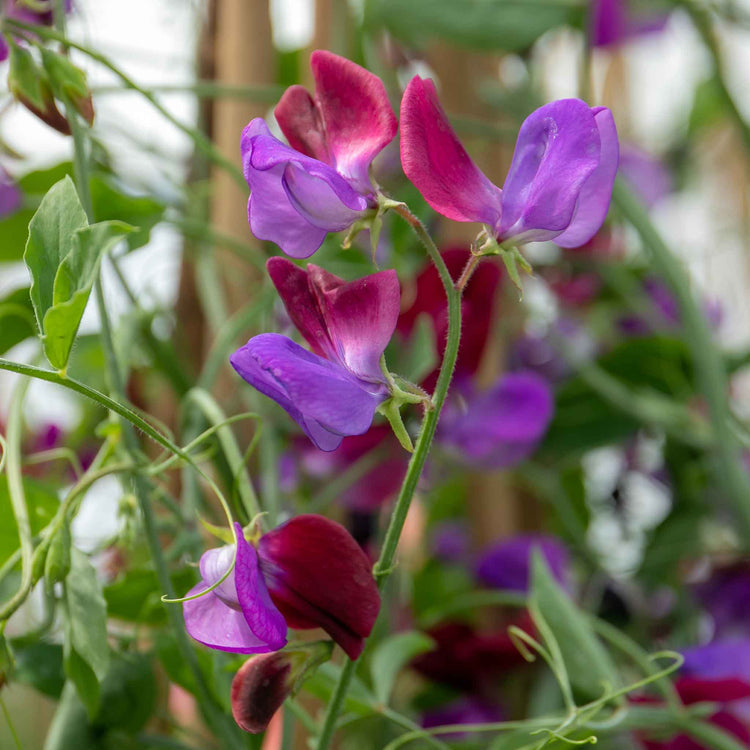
183,525,287,654
308,265,400,381
400,76,503,225
230,334,386,451
0,38,8,63
590,0,628,47
440,372,554,468
682,640,750,683
618,143,671,209
475,535,570,593
309,50,398,192
0,167,21,218
554,107,619,248
242,119,367,258
282,162,368,231
498,100,604,244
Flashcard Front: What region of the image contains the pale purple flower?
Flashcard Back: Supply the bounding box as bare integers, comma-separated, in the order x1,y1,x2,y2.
183,516,380,659
439,372,554,468
231,257,400,451
475,534,570,593
422,698,504,740
400,79,619,249
242,50,397,258
591,0,670,49
618,143,672,209
0,0,73,61
0,166,21,217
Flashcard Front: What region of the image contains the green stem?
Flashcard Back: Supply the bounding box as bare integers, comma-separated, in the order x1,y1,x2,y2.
673,715,749,750
3,18,246,189
612,179,750,541
0,378,32,624
91,80,283,101
316,204,466,749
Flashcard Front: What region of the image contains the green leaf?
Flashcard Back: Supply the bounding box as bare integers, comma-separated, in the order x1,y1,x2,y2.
90,175,166,251
63,549,110,714
0,475,59,568
365,0,574,52
44,682,97,750
530,552,619,701
371,631,435,704
0,287,37,355
303,662,375,717
11,641,65,699
24,175,132,370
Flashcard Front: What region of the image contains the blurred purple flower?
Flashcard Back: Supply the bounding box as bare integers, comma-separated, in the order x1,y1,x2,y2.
183,516,380,659
431,521,472,565
439,372,554,469
618,143,672,209
231,257,400,451
401,80,618,249
0,166,21,217
422,698,504,740
693,563,750,639
0,0,72,61
475,535,570,593
682,640,750,684
241,51,397,258
591,0,670,48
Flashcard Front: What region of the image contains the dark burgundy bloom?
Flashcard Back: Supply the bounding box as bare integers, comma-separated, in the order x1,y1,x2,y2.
412,616,534,694
475,535,570,593
231,257,400,451
297,424,408,511
422,698,504,740
241,51,397,258
401,80,618,249
397,248,502,390
183,516,380,659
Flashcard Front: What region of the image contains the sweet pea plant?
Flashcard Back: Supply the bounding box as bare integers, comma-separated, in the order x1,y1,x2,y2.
0,3,749,749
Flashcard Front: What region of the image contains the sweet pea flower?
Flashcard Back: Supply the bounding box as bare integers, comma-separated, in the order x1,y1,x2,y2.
231,257,400,451
438,372,554,469
241,51,398,258
0,0,72,61
400,79,618,249
591,0,671,49
183,516,380,659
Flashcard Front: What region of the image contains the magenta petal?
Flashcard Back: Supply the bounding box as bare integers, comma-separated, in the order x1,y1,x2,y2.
259,515,381,659
310,50,398,192
554,107,619,248
308,265,400,381
400,76,503,225
498,99,602,244
266,257,334,359
282,162,369,231
183,526,286,654
275,84,330,163
230,334,386,451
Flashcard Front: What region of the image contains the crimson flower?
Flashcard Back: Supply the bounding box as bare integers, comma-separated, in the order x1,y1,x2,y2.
183,515,380,660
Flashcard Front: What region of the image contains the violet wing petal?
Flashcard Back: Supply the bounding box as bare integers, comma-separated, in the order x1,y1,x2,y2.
282,162,369,231
498,99,601,244
230,334,385,451
400,76,503,225
475,535,570,593
590,0,628,47
554,107,619,248
311,50,398,192
681,640,750,683
242,120,327,258
310,266,400,381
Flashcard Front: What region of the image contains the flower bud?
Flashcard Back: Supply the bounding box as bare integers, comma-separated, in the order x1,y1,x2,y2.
231,641,332,733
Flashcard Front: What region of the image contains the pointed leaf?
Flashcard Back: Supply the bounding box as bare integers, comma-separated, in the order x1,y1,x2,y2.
530,551,618,700
0,287,36,355
371,631,435,704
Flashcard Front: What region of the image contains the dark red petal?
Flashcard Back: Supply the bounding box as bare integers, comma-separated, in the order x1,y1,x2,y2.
275,84,330,163
266,257,334,359
675,677,750,704
259,514,380,659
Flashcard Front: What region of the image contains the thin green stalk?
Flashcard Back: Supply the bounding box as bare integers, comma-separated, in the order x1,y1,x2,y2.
91,80,283,102
3,18,246,189
316,205,466,750
612,179,750,541
673,715,749,750
0,378,32,624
